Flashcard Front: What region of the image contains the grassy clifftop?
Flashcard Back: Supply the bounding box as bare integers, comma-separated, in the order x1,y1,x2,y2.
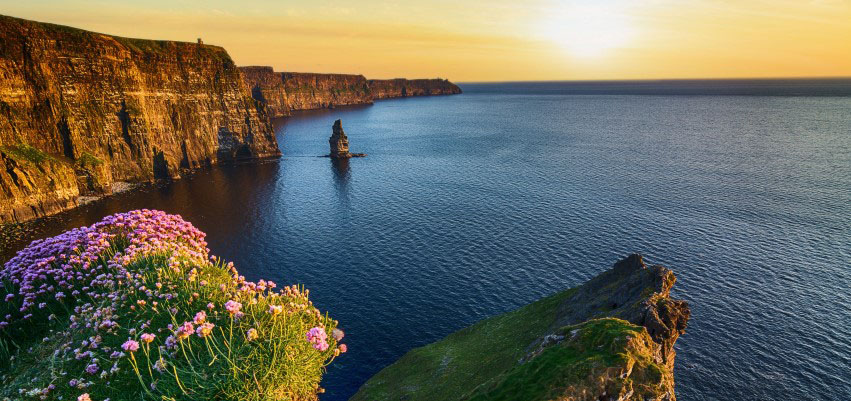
353,254,689,401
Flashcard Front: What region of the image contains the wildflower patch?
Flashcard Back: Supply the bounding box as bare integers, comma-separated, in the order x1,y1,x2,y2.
1,210,346,400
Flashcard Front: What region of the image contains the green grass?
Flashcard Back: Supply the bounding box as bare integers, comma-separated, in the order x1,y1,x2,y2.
76,151,104,168
354,292,670,401
1,143,55,165
465,318,659,400
1,235,341,400
352,288,577,400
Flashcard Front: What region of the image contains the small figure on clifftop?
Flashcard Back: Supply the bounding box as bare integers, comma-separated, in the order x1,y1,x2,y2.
328,120,366,158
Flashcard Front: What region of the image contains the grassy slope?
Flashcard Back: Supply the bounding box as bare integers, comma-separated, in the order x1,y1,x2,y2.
352,288,577,400
465,319,666,400
353,288,668,401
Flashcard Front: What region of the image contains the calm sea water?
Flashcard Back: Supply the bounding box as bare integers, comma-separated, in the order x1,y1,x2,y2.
2,80,850,400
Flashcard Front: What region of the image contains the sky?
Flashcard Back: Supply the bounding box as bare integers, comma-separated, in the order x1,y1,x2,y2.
3,0,851,81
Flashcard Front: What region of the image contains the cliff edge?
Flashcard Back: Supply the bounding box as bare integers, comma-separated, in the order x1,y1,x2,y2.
0,15,280,223
240,66,462,117
353,254,690,401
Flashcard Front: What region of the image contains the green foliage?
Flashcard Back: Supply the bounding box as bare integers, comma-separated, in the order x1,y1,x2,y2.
352,288,577,400
354,292,669,401
465,319,645,400
1,237,342,400
76,152,104,169
1,143,55,165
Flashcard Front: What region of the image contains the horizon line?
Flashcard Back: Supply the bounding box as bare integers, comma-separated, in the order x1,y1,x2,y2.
456,76,851,85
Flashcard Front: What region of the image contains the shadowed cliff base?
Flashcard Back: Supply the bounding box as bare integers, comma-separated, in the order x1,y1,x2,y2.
240,66,462,118
353,254,690,401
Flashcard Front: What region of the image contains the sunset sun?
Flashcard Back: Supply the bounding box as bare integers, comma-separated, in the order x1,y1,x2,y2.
541,3,636,58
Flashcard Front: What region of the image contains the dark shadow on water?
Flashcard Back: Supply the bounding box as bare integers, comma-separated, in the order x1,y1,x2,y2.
330,157,351,198
0,160,282,263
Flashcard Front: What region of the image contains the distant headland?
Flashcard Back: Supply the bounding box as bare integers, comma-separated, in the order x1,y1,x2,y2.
239,66,462,118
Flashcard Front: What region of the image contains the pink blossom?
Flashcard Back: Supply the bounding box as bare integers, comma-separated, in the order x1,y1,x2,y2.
193,311,206,324
225,300,242,315
140,333,156,343
196,322,215,338
176,321,194,340
122,340,139,352
306,327,329,351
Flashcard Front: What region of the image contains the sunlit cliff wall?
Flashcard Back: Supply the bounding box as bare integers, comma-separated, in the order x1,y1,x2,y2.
367,78,462,99
240,67,462,118
0,15,280,223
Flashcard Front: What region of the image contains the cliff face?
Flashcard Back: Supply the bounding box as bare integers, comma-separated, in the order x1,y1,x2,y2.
239,66,291,118
368,78,462,99
282,72,373,111
353,254,690,401
0,15,280,223
240,67,461,117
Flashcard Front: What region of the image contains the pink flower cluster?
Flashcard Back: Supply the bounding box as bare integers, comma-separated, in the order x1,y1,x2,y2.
1,209,347,397
306,327,329,351
1,209,208,329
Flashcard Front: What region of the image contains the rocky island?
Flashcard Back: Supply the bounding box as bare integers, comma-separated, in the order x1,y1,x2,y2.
353,254,690,401
327,120,366,158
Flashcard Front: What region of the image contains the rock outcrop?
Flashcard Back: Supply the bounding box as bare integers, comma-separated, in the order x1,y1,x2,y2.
0,15,280,223
327,119,365,158
240,67,462,118
328,120,350,158
353,254,690,401
552,254,690,374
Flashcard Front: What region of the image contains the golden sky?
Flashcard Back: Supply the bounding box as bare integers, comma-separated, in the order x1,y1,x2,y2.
5,0,851,81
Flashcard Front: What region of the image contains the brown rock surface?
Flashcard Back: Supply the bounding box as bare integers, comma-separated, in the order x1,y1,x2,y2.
282,72,372,111
0,15,280,223
240,67,462,118
328,119,350,158
239,66,291,118
368,78,462,99
551,253,691,398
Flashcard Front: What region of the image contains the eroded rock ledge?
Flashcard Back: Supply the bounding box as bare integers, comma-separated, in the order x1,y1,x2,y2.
353,254,690,401
239,66,462,117
0,15,280,223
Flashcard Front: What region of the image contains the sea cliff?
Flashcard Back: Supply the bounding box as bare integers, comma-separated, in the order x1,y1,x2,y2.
240,66,462,117
0,15,280,223
368,78,462,99
353,254,690,401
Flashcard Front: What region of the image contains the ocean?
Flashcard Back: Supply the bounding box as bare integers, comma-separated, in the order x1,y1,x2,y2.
2,79,850,400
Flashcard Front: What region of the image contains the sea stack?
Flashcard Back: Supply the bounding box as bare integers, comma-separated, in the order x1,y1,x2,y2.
328,120,366,158
329,120,350,157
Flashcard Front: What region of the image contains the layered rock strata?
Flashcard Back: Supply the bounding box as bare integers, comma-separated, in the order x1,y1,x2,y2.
327,119,365,158
239,67,462,117
0,15,280,223
367,78,462,99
